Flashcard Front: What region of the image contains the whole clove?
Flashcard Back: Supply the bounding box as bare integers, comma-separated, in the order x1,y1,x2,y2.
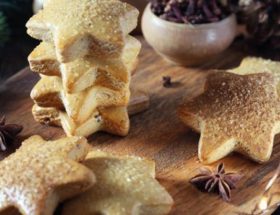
150,0,231,24
162,76,172,88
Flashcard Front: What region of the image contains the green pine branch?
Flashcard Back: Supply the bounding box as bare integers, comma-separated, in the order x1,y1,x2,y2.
0,12,10,46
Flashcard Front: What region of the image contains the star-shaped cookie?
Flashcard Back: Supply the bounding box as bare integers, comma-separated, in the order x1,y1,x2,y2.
178,72,280,164
32,88,149,137
26,0,139,63
229,57,280,94
62,150,174,215
0,135,96,215
28,35,141,93
31,75,130,124
32,104,129,137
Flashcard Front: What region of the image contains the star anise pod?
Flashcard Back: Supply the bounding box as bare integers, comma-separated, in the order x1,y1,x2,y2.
190,163,242,201
0,116,23,151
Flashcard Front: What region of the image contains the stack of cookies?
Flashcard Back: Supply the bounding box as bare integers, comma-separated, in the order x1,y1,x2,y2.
26,0,141,137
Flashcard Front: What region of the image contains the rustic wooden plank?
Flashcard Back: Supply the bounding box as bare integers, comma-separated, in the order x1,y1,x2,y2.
0,38,279,215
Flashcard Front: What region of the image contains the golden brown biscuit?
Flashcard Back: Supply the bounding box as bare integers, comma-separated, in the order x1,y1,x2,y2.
178,72,280,164
28,42,60,77
30,75,63,110
26,0,139,63
229,57,280,94
62,150,174,215
32,104,129,137
32,105,61,126
31,76,130,124
0,135,95,215
32,88,149,137
31,77,148,114
28,36,141,93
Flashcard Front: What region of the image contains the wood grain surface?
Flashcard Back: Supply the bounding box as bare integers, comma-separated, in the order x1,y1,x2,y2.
0,37,280,215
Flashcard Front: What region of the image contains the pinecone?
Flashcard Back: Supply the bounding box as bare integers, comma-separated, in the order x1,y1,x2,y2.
233,0,280,49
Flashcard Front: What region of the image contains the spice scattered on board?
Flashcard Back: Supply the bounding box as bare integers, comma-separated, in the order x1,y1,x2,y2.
0,116,23,151
163,76,172,88
190,163,242,202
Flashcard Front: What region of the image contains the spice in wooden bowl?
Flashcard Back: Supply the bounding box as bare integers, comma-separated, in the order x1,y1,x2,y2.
150,0,231,24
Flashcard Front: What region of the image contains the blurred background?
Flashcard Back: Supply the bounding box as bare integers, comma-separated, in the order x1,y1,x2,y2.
0,0,37,80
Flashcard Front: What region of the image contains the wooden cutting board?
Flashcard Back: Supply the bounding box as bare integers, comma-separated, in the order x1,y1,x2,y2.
1,37,280,215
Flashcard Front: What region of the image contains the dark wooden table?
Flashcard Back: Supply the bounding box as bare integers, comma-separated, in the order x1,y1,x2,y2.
1,37,280,215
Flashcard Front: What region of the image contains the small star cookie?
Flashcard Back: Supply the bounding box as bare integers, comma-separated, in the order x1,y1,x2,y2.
31,88,149,137
0,135,95,215
32,104,129,137
31,75,130,125
178,72,280,164
26,0,139,63
28,36,141,93
62,150,174,215
229,57,280,94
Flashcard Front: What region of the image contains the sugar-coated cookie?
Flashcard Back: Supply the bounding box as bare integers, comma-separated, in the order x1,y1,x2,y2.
26,0,139,63
32,104,130,137
31,75,130,125
28,36,141,93
0,135,95,215
178,72,280,164
62,150,174,215
230,57,280,94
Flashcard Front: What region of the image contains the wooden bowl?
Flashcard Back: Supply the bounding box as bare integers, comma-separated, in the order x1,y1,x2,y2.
141,3,237,66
